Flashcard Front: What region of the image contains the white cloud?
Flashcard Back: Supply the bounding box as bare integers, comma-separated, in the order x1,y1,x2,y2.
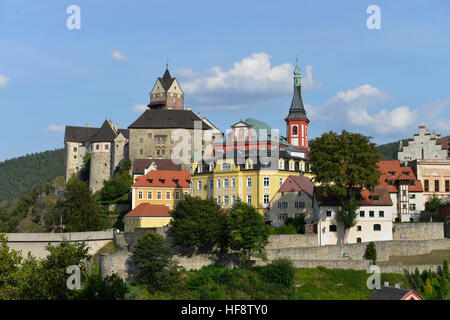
0,74,10,90
46,124,65,132
111,50,129,62
174,52,322,111
131,104,147,113
307,84,450,141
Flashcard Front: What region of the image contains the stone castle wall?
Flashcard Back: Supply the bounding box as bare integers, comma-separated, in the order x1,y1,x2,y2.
65,142,87,181
89,152,111,193
392,222,444,240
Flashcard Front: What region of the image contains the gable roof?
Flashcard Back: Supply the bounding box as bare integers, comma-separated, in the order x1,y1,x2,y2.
132,159,183,175
128,109,211,129
124,203,171,218
378,160,423,193
368,287,423,300
278,175,315,197
89,120,119,143
157,69,176,91
65,126,100,143
132,170,190,188
315,185,393,207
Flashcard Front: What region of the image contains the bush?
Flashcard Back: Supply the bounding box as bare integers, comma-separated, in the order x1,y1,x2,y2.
271,224,298,235
257,258,295,288
365,242,377,263
78,273,128,300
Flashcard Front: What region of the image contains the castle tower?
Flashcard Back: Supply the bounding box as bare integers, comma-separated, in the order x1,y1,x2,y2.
285,61,309,151
88,120,116,193
149,68,184,110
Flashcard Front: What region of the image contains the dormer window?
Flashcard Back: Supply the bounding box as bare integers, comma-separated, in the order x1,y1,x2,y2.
246,161,252,170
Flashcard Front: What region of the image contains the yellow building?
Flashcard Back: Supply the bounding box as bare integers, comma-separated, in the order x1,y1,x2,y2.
190,149,312,215
131,170,191,210
123,203,172,232
124,169,190,231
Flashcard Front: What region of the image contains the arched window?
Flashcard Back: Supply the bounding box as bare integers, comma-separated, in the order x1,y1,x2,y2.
292,125,298,136
374,224,381,231
329,225,337,232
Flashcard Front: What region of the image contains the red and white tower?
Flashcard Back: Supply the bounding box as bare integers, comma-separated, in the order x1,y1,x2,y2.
285,62,309,151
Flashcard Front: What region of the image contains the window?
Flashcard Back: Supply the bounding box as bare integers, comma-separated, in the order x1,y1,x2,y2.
140,138,144,143
223,178,229,189
166,192,171,199
263,177,270,187
197,165,202,173
221,162,231,171
157,192,162,200
435,180,440,192
279,161,284,170
278,213,287,221
184,192,189,198
197,180,202,191
295,213,304,220
295,202,305,209
326,210,332,217
247,195,252,205
157,137,161,144
424,180,429,192
329,225,337,232
147,191,152,199
148,133,152,139
300,163,305,172
161,137,166,144
356,238,362,243
356,226,362,231
157,149,160,156
446,180,450,192
373,224,381,231
224,195,229,207
246,161,252,169
175,191,180,200
263,194,270,205
409,203,416,210
96,144,100,150
139,149,143,155
372,195,379,201
231,178,236,188
209,163,214,172
209,179,214,190
217,178,221,189
292,125,298,136
74,155,77,159
278,202,288,209
138,191,143,199
379,211,384,218
409,193,416,199
369,211,374,217
289,162,294,171
360,211,365,217
232,195,236,206
279,178,283,187
247,177,252,187
161,148,165,156
73,147,77,152
217,196,221,205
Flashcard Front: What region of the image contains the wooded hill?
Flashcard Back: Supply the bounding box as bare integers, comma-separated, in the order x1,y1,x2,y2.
0,149,64,209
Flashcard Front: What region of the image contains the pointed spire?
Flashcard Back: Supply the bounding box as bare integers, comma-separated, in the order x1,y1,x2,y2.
286,59,307,120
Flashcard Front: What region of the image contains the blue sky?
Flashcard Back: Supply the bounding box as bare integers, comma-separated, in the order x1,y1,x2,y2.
0,0,449,161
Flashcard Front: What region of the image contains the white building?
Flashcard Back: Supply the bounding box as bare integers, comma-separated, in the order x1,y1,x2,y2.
314,186,393,246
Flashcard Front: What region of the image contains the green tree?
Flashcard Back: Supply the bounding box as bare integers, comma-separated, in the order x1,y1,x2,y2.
168,196,225,253
221,201,270,262
425,195,444,212
77,273,128,300
309,131,381,242
131,231,179,291
414,268,424,291
443,260,449,280
365,242,377,264
40,242,91,300
54,174,106,232
99,160,133,201
79,153,91,182
258,258,295,288
0,234,23,299
424,278,433,296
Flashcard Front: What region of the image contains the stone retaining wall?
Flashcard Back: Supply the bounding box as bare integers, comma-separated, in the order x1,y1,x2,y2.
392,223,444,240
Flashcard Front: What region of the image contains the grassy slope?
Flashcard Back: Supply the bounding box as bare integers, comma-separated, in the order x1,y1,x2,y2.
389,250,450,265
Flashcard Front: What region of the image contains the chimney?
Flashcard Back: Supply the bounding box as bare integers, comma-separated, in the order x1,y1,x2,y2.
115,123,118,131
86,123,89,128
394,283,401,289
197,112,201,118
186,106,191,111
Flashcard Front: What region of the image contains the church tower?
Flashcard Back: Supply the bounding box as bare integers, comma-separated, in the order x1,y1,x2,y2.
285,61,309,151
148,68,184,110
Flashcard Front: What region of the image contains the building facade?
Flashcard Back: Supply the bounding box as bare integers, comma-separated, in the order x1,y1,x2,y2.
265,175,316,226
412,159,450,202
123,203,172,232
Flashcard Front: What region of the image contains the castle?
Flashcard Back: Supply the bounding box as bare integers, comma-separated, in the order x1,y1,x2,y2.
64,68,223,193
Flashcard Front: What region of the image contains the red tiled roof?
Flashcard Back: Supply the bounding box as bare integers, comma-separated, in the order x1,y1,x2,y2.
377,160,423,192
315,186,393,207
132,170,190,188
124,203,171,218
278,175,315,197
132,159,182,174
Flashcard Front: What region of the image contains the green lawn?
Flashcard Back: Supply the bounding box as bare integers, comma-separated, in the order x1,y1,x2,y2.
389,250,450,265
